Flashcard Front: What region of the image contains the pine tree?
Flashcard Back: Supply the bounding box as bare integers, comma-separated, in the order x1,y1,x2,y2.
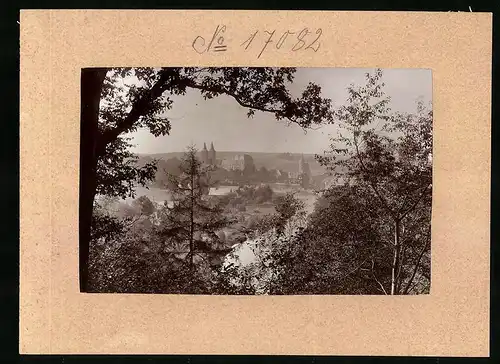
158,146,232,274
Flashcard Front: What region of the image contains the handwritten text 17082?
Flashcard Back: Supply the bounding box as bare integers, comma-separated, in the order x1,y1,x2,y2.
192,25,323,58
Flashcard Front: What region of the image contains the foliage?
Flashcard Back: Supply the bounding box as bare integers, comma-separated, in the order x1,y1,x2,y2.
314,69,432,294
214,193,308,295
96,136,158,199
90,203,128,244
235,184,274,203
274,192,306,222
83,67,335,291
157,146,233,271
218,184,275,212
132,195,155,216
94,66,335,202
270,186,391,294
89,188,224,294
217,70,432,295
88,226,214,294
153,157,183,190
86,68,432,296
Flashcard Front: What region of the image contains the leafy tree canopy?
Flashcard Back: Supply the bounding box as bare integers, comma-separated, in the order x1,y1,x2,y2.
93,66,335,201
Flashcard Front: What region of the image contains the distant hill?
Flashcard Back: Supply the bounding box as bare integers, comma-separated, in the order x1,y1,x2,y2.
137,151,327,175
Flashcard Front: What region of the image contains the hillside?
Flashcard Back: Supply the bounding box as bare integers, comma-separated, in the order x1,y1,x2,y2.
137,151,327,175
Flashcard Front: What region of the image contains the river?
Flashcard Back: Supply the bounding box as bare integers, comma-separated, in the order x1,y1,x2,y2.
129,185,237,204
128,184,318,271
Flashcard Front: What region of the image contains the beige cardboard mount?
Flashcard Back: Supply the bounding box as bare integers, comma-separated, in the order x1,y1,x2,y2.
20,10,491,356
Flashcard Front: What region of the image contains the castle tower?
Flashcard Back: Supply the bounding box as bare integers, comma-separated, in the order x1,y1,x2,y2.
201,142,209,164
209,142,216,165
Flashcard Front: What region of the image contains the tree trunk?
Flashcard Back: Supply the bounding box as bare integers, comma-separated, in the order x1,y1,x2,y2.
79,68,108,292
390,219,402,295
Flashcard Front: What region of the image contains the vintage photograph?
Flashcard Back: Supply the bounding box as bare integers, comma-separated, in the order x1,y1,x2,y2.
80,67,432,295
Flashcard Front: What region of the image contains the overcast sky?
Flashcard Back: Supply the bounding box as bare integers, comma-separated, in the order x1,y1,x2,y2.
126,68,432,155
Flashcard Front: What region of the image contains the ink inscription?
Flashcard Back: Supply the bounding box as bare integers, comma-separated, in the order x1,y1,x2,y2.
192,25,322,57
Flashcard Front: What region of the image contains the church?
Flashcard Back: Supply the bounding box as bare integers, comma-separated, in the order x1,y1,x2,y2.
199,142,256,175
200,142,217,165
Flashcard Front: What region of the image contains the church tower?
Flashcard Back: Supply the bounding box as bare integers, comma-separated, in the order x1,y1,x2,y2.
209,142,216,165
298,154,311,188
201,142,209,164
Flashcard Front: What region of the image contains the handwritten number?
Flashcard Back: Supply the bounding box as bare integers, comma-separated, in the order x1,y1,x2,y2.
193,26,323,56
306,28,322,52
258,30,275,59
292,28,309,51
276,30,294,49
241,30,258,50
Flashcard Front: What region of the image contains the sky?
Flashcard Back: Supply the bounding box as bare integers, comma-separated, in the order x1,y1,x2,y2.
126,68,432,155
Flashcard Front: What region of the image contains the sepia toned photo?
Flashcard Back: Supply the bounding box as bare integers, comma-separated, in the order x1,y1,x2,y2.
80,67,432,295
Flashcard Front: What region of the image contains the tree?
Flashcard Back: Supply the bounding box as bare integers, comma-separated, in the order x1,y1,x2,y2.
257,166,272,183
316,69,432,295
89,203,128,245
80,67,335,291
272,192,306,235
273,185,391,295
88,213,199,294
298,172,310,189
154,157,183,189
219,193,307,295
158,146,232,277
132,195,155,216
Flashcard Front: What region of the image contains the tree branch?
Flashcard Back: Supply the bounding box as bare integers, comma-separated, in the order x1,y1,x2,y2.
96,69,331,157
184,80,284,115
407,272,427,294
398,183,431,220
337,257,369,282
395,242,408,291
402,231,431,294
353,134,396,219
98,70,177,154
371,259,388,295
